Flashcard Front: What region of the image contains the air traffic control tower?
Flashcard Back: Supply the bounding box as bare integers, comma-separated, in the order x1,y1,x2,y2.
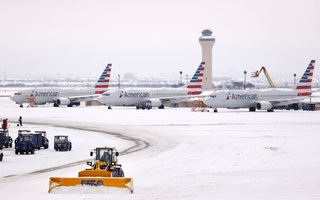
199,29,215,90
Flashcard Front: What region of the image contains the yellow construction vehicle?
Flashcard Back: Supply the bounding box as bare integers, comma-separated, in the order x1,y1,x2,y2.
251,66,276,88
49,146,134,193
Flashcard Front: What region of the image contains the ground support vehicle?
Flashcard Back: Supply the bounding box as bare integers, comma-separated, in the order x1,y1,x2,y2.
0,129,12,148
14,130,35,155
136,102,152,110
54,135,72,151
0,132,4,161
14,130,49,154
1,119,12,148
302,103,316,111
136,101,165,110
0,149,3,161
49,146,134,193
33,131,49,149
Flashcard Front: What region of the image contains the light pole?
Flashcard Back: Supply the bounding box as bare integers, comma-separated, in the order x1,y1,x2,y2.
293,74,296,86
186,74,188,85
179,71,183,87
244,71,247,90
118,74,120,89
3,70,6,86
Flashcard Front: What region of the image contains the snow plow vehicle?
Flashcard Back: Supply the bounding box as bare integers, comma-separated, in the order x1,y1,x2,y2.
48,146,134,193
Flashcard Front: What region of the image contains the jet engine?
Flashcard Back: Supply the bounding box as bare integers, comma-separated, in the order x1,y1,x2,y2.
56,98,71,106
256,101,273,110
146,99,162,107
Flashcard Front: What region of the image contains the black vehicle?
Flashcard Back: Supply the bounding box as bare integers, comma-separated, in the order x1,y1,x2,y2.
33,131,49,149
15,130,49,154
15,132,35,155
54,135,72,151
0,130,13,148
1,118,12,148
0,131,5,161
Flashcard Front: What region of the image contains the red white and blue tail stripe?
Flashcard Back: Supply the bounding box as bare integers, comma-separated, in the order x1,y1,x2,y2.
297,60,315,97
187,61,205,95
94,63,112,94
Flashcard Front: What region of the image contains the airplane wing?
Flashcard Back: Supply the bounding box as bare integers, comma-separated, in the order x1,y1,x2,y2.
67,94,101,102
158,96,191,104
157,90,212,103
255,96,307,107
53,94,100,106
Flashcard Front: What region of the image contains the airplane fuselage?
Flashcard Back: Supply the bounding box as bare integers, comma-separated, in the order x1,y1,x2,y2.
10,88,94,105
204,88,298,109
98,87,193,106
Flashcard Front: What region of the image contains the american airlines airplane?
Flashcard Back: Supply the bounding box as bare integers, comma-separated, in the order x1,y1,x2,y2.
97,62,205,109
10,63,112,107
203,60,316,112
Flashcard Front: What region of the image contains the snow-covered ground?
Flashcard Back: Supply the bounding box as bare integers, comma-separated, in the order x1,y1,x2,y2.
1,96,320,199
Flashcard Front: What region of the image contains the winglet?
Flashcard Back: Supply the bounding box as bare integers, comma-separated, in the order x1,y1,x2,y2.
94,63,112,94
296,60,315,96
187,61,205,95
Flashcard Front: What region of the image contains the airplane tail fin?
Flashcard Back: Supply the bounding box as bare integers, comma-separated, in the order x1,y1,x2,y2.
94,63,112,94
296,60,315,97
187,61,205,95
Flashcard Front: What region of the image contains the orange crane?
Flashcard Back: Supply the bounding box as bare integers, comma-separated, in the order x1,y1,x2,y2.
251,67,276,88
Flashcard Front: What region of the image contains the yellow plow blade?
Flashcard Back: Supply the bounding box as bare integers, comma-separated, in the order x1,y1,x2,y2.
49,177,134,193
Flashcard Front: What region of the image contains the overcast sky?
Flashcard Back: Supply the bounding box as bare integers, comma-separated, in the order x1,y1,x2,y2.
1,0,319,81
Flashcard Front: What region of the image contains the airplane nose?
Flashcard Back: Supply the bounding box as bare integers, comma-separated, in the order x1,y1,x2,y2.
96,95,104,104
10,94,16,102
203,97,210,106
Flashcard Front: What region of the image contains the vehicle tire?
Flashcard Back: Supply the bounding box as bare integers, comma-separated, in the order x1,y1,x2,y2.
15,150,18,155
112,168,125,177
119,168,125,177
0,153,3,161
111,170,116,177
31,149,35,154
26,151,29,155
158,104,164,109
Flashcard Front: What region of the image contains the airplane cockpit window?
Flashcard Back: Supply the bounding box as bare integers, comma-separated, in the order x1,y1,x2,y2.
14,92,22,95
103,92,110,96
209,94,217,98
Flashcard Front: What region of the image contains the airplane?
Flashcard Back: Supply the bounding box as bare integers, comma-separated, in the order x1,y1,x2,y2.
97,62,205,109
203,60,316,112
10,63,112,107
